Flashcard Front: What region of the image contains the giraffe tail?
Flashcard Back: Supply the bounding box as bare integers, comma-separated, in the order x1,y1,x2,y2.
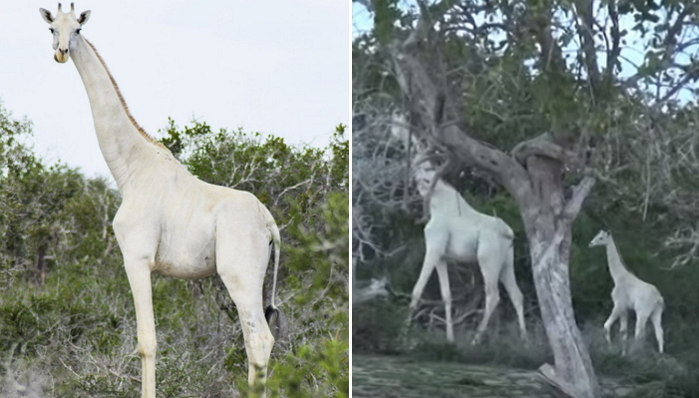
263,210,286,340
501,221,515,243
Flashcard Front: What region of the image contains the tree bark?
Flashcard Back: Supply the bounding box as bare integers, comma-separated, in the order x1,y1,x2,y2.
521,157,599,398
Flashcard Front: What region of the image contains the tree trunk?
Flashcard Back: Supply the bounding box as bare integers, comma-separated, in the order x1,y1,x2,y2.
521,157,599,398
384,4,600,395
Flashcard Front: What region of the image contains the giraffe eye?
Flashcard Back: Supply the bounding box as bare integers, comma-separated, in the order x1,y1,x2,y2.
49,28,55,33
76,28,81,34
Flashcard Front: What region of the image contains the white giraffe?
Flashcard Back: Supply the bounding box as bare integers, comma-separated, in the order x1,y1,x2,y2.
407,162,527,343
589,230,664,353
40,4,280,397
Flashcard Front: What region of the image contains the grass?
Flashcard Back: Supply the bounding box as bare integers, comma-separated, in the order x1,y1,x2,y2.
353,303,699,398
0,241,348,397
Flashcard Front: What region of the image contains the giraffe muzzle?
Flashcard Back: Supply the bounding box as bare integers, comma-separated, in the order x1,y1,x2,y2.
54,48,69,63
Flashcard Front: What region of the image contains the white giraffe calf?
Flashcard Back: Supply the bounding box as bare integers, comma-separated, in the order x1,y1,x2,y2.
589,230,664,353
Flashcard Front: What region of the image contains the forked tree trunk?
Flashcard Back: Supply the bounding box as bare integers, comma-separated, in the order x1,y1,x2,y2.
528,228,598,398
522,158,599,398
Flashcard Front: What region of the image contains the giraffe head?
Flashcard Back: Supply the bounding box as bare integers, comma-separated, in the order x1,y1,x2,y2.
414,164,436,197
589,230,611,247
39,3,91,63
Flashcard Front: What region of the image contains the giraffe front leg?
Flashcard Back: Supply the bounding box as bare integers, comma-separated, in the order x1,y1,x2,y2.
603,305,622,347
619,311,629,355
404,227,447,344
407,248,441,327
124,260,157,398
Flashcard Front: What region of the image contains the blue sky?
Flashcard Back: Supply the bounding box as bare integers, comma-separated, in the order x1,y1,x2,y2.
353,3,373,37
351,1,697,104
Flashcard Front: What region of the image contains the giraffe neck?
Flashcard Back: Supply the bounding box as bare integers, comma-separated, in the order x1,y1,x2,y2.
605,237,632,284
429,179,478,217
70,36,164,191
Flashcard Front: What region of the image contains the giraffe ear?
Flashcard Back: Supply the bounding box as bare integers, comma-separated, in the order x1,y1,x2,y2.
78,10,91,25
40,8,54,23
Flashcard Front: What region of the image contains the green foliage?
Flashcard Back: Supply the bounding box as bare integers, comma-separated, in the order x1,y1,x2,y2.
354,1,699,397
353,299,406,354
160,118,345,216
160,120,350,397
257,189,349,397
242,339,349,398
0,100,348,397
0,102,120,279
371,0,401,46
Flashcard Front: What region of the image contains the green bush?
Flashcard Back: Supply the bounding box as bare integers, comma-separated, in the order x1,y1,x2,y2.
0,104,348,397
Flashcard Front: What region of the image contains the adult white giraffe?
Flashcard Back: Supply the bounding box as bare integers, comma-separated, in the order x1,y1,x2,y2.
407,162,528,344
40,4,281,397
589,230,664,353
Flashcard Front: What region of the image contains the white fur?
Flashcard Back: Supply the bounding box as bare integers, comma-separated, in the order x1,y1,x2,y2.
589,230,664,353
408,163,527,343
41,5,280,397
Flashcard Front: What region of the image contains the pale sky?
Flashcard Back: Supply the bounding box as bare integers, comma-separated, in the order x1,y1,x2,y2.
351,2,696,102
0,1,350,180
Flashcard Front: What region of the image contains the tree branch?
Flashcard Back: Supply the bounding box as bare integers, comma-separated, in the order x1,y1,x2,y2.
574,0,600,89
512,133,578,167
624,4,696,90
657,72,695,104
403,0,456,49
389,0,533,205
605,0,621,81
562,175,595,221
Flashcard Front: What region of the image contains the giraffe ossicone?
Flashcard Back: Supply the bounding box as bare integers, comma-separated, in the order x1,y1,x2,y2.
40,4,282,397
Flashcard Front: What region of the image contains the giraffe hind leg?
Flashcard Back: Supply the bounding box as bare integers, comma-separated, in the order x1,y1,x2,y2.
472,260,501,345
498,248,527,340
435,260,453,342
216,231,274,392
650,304,664,353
